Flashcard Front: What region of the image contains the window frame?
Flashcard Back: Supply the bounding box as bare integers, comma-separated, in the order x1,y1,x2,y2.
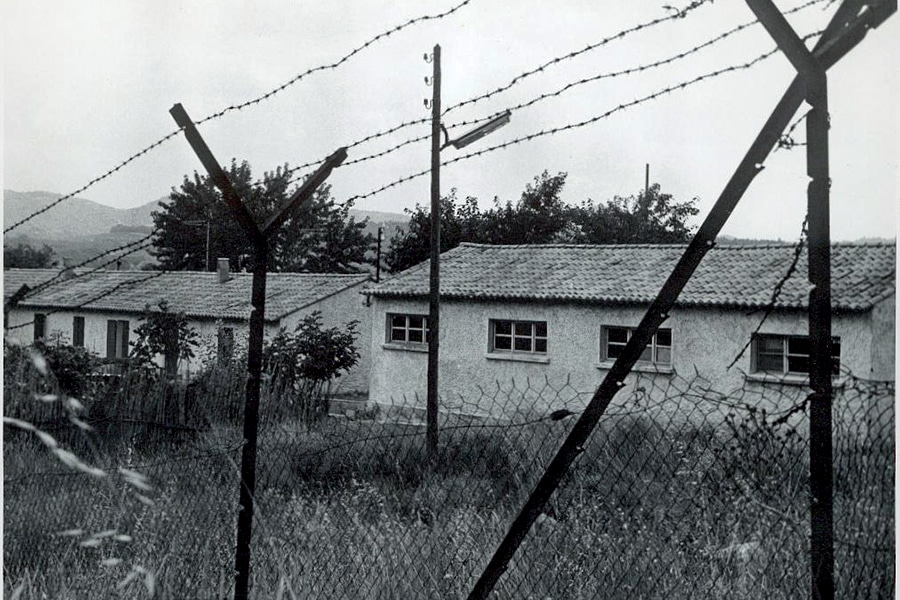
385,313,430,347
751,333,841,377
600,325,673,368
489,319,548,355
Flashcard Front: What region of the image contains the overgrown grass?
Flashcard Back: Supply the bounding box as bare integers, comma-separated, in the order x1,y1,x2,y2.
3,362,894,598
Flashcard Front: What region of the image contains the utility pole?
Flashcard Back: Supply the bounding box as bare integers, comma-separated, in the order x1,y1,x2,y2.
375,226,383,283
645,163,650,199
427,43,442,457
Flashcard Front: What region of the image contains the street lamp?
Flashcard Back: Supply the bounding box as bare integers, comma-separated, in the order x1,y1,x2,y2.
426,44,512,456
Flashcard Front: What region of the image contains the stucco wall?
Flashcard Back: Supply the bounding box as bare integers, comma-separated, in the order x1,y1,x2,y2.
368,297,889,416
280,280,372,395
869,294,896,381
5,308,137,358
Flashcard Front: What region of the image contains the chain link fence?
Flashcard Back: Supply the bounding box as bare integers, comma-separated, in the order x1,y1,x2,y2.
3,348,893,599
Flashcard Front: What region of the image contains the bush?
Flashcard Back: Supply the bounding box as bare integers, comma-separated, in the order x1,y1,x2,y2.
261,312,360,423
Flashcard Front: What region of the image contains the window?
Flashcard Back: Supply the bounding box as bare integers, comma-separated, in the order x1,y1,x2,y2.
106,320,130,359
602,326,672,366
387,314,429,345
33,313,47,342
490,320,547,354
218,326,235,365
73,316,85,347
753,334,841,376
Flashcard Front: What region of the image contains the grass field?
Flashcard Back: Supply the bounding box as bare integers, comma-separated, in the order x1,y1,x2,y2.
3,390,894,599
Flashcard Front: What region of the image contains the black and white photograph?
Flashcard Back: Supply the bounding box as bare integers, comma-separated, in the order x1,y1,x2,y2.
2,1,897,597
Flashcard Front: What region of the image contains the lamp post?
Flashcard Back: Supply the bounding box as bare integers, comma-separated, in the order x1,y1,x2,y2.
426,44,512,456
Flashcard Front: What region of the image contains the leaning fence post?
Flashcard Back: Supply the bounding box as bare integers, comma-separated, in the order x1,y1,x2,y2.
466,2,893,597
170,102,346,600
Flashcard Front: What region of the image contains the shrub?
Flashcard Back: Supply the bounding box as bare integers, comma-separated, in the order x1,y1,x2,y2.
261,312,360,423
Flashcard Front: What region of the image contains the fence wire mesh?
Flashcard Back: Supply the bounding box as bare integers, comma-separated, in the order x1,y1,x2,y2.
3,348,894,599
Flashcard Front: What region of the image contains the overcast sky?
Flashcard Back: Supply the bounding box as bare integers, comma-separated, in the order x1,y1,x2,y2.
3,0,897,241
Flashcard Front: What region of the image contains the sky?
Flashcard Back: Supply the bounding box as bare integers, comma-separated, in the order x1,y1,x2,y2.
2,0,898,241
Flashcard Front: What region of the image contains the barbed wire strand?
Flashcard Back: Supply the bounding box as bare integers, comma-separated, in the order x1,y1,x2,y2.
283,0,741,184
323,0,830,179
342,33,823,206
441,0,714,117
726,216,810,371
20,233,158,300
6,260,181,334
4,0,476,236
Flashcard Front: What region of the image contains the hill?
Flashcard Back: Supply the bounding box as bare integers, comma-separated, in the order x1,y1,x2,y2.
3,189,408,269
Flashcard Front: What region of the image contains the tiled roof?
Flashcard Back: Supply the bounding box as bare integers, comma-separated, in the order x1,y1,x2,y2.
5,269,370,322
3,268,63,302
367,242,896,311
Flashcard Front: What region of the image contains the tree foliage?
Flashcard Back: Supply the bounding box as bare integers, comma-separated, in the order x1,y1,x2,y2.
4,241,57,269
262,312,360,384
130,300,200,376
385,171,699,273
151,160,373,273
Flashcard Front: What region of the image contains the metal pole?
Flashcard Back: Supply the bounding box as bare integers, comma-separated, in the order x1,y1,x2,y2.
233,238,267,600
205,220,211,272
427,43,441,457
169,103,347,600
806,61,834,600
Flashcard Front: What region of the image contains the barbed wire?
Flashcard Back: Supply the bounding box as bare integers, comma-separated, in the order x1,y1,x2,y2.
343,32,823,206
3,132,182,235
19,233,158,300
775,109,813,151
442,0,714,117
4,1,476,236
284,0,737,184
443,0,830,134
726,215,810,371
319,0,831,180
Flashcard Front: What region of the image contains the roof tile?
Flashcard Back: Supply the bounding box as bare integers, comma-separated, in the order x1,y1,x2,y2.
367,242,896,311
5,270,370,322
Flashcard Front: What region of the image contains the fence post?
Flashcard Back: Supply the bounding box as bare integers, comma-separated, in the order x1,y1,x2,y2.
466,2,893,597
169,103,346,600
741,2,838,596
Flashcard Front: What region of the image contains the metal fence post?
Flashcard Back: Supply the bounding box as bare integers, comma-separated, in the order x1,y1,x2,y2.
169,103,346,600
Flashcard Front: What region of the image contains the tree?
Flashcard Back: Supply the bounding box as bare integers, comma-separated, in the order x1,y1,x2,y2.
385,190,484,274
384,171,699,273
130,300,200,376
4,241,57,269
151,160,373,273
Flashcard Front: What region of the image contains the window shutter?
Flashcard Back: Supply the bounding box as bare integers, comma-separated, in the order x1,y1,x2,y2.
73,317,85,347
106,320,116,358
120,321,130,358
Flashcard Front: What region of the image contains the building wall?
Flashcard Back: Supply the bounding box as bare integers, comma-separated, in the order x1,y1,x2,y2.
280,280,372,395
5,308,137,358
869,294,896,381
368,297,888,416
